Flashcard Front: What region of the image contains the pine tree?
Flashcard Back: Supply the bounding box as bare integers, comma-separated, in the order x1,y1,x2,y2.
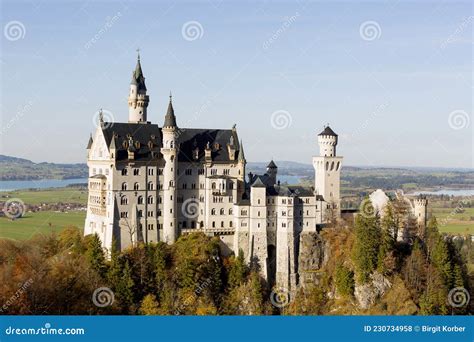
228,250,248,289
334,262,354,297
115,260,135,313
352,200,381,283
85,233,107,278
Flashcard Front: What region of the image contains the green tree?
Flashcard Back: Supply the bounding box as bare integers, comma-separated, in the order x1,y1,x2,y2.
139,294,160,315
352,200,381,283
115,260,135,313
334,262,354,297
85,233,107,278
228,250,248,289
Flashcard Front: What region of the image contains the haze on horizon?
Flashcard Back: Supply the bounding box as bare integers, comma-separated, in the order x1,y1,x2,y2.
0,0,472,168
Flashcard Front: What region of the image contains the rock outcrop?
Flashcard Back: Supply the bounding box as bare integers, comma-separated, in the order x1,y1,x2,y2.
354,272,391,309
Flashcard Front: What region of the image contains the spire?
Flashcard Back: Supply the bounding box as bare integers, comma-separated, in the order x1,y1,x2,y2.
163,92,177,128
318,125,337,137
86,134,93,149
238,140,246,162
267,160,277,169
109,135,117,151
131,50,146,91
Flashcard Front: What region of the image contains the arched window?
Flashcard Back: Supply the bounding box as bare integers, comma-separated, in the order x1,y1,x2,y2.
158,196,162,204
220,208,225,215
229,208,233,215
229,221,233,227
221,221,224,228
134,182,139,190
121,168,128,176
212,221,216,228
121,182,127,191
133,168,139,176
120,196,128,205
191,221,196,229
325,162,329,171
336,162,340,171
137,196,143,204
211,208,216,215
330,161,335,171
147,196,154,204
212,182,216,190
200,221,204,228
148,182,154,190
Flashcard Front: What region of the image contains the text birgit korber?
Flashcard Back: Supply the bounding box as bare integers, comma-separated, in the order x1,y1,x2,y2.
422,325,466,334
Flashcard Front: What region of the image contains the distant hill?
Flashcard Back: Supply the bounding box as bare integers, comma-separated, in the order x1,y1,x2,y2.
0,155,87,181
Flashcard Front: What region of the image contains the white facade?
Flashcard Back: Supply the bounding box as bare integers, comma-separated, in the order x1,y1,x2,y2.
84,56,342,291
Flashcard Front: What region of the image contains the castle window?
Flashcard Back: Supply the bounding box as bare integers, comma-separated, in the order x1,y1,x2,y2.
191,221,196,229
121,182,128,191
326,162,329,171
211,169,217,175
229,182,234,190
200,183,204,189
282,223,286,228
182,221,187,228
220,208,225,215
182,183,187,189
258,199,260,205
336,162,340,171
198,169,204,175
147,224,153,230
229,208,233,215
133,168,140,176
258,211,260,217
211,208,216,215
282,211,286,216
199,196,204,202
158,169,163,175
282,199,286,204
229,221,233,228
330,162,335,171
191,183,196,189
221,221,224,228
200,221,204,228
147,196,154,204
212,221,216,228
120,196,128,205
134,182,139,190
148,169,154,176
157,210,162,216
138,196,144,204
120,212,128,218
212,182,216,190
122,168,128,176
138,210,143,217
185,169,192,175
147,211,153,217
148,182,154,190
158,196,162,204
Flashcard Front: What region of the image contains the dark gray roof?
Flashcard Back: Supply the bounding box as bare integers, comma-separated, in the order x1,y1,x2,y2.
131,57,147,92
318,126,337,137
101,123,242,163
102,123,162,162
267,160,277,169
176,128,241,163
238,140,245,162
163,99,177,127
251,178,266,187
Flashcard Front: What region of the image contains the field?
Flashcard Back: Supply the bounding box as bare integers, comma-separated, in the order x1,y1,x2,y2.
0,187,87,240
0,211,86,240
431,205,474,235
0,188,87,205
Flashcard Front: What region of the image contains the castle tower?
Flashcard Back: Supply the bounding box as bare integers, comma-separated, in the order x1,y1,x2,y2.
128,53,149,123
266,160,277,185
413,195,428,228
249,178,268,280
161,95,178,243
312,125,343,220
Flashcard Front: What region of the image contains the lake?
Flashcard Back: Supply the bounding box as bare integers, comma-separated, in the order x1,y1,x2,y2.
0,175,303,191
0,178,88,192
413,189,474,196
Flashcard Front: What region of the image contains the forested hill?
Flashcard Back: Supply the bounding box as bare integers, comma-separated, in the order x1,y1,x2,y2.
0,155,87,181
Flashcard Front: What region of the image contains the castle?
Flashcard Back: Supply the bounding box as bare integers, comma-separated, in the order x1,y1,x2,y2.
85,55,423,292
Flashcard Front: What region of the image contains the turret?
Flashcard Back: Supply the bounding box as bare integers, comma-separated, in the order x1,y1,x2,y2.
161,94,178,243
318,125,338,157
313,125,343,221
266,160,277,185
128,52,149,123
413,195,428,228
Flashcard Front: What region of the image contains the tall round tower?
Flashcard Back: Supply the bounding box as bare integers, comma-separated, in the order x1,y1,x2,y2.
413,195,428,228
128,53,149,123
161,95,178,243
312,125,343,220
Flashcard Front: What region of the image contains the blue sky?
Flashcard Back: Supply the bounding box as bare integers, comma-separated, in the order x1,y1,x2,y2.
1,0,472,167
